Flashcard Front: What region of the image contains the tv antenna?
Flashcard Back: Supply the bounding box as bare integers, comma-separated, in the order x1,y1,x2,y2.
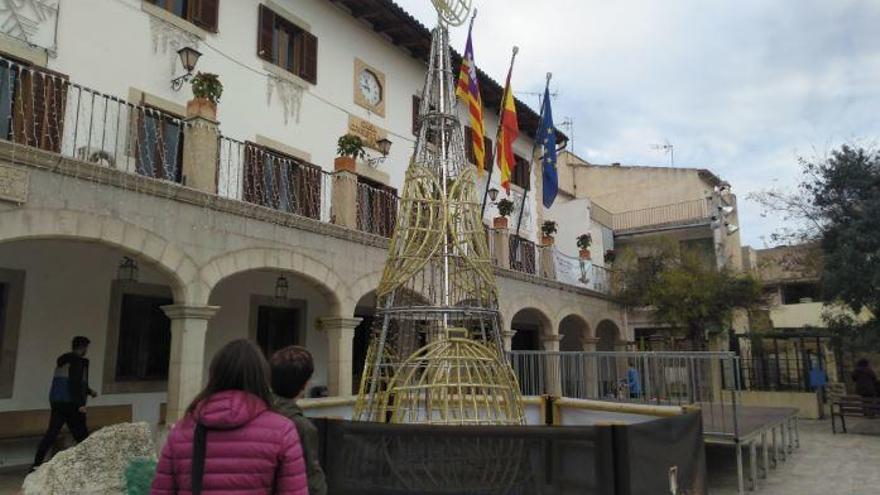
558,116,574,153
650,140,674,166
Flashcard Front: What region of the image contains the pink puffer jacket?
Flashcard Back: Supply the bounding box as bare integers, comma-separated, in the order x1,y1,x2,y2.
151,390,308,495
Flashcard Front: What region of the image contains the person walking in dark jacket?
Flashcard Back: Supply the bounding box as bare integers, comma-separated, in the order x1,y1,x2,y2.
852,358,879,398
271,345,328,495
32,336,97,469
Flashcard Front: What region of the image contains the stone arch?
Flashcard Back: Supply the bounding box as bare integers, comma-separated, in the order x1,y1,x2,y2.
509,307,553,351
347,270,433,316
0,209,193,302
596,319,622,351
558,313,591,351
199,248,345,314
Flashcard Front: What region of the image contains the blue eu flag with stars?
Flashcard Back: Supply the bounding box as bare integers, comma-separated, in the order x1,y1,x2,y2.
537,87,558,208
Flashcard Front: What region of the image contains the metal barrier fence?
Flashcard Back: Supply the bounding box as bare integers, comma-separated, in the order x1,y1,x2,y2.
508,351,741,437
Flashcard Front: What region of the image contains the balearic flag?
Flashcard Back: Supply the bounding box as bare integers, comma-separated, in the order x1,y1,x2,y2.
537,86,558,208
456,19,485,175
497,63,519,193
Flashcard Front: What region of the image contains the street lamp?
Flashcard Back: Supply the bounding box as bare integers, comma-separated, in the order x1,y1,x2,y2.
171,46,202,91
275,275,289,299
117,256,139,284
488,187,499,202
366,138,393,167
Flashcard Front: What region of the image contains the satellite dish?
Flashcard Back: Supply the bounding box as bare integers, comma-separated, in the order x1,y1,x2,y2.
431,0,472,27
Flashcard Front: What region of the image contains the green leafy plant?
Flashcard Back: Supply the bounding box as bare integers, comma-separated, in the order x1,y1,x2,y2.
190,72,223,103
576,233,592,249
541,220,558,237
496,198,515,217
337,134,366,160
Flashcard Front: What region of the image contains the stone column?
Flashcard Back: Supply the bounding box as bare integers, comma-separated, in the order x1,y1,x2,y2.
583,336,600,398
320,316,363,396
491,227,510,269
541,334,563,396
161,305,220,422
331,171,358,229
538,245,556,280
182,116,219,194
501,330,516,353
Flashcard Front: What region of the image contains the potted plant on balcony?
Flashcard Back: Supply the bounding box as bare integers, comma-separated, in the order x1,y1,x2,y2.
188,72,223,121
576,233,592,259
604,248,616,264
540,220,557,246
335,134,366,173
494,198,515,229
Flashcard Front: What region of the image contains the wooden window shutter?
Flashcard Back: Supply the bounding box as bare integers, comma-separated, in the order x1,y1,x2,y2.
412,95,421,135
257,5,275,62
464,126,475,164
484,136,494,171
299,31,318,84
13,67,68,154
243,143,261,204
192,0,220,32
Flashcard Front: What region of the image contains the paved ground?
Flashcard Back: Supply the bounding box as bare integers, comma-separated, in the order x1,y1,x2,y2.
707,417,880,494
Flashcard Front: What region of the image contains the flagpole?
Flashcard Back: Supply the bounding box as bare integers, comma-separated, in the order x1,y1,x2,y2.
514,72,553,240
480,46,519,218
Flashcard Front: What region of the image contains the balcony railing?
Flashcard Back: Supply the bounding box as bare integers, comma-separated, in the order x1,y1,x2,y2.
552,249,614,294
3,55,621,299
611,198,712,231
509,235,536,275
356,181,398,237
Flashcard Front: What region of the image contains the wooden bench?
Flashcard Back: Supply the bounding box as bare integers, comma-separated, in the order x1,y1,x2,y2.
831,395,880,433
0,405,133,444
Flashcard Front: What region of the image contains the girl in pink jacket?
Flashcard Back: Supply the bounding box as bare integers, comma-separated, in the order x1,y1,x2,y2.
151,339,309,495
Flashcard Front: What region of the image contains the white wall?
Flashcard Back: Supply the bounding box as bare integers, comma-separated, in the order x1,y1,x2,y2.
45,0,540,238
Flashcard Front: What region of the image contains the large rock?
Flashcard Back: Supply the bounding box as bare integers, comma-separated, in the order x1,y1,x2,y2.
23,422,155,495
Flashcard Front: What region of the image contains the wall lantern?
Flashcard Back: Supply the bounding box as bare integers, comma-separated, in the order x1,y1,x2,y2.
488,187,500,202
366,138,393,167
275,275,289,299
171,46,203,91
117,256,139,284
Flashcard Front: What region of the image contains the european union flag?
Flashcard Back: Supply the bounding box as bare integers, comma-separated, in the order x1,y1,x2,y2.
537,87,558,208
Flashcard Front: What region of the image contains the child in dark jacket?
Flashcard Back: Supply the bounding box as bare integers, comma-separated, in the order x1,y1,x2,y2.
271,346,328,495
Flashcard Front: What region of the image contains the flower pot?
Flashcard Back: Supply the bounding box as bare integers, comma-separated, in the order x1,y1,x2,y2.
334,156,357,173
541,234,555,246
579,248,591,260
493,216,509,229
186,97,217,121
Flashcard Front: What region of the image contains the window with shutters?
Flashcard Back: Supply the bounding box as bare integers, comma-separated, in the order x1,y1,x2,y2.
258,5,318,84
242,142,322,219
115,291,173,382
147,0,219,32
464,126,493,170
0,58,68,154
412,94,439,145
512,154,530,190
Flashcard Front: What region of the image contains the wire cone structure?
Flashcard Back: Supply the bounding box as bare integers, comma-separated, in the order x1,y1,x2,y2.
354,23,524,426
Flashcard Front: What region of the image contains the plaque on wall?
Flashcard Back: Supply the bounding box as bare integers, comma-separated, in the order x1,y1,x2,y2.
0,163,28,204
347,115,388,152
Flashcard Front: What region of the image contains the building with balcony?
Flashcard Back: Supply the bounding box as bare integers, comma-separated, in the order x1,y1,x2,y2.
550,151,745,349
0,0,625,465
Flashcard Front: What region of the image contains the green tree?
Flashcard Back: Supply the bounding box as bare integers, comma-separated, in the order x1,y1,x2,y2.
751,144,880,343
616,243,764,348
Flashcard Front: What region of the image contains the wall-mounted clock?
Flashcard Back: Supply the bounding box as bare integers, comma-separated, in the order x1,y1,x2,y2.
353,58,386,117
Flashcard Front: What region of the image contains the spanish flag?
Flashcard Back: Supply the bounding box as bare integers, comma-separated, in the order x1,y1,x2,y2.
456,20,485,175
497,63,519,193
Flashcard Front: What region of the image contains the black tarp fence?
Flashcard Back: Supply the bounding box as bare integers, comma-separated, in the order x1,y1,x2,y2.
311,412,706,495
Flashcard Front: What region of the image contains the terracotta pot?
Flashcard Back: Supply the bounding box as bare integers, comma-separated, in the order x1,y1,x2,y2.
493,216,509,229
334,156,357,173
541,234,555,246
579,248,591,260
186,97,217,121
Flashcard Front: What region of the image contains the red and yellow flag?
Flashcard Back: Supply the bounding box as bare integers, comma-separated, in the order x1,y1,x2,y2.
456,21,485,175
497,64,519,192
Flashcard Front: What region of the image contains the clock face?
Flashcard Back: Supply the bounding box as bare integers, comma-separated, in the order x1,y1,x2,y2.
358,69,382,107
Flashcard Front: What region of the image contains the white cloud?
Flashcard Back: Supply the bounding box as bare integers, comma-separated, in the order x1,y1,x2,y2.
393,0,880,246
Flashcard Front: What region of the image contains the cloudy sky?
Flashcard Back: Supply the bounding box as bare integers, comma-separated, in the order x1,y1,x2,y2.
393,0,880,247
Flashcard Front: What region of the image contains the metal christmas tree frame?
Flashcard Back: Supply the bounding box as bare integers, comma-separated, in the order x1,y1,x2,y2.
353,1,524,426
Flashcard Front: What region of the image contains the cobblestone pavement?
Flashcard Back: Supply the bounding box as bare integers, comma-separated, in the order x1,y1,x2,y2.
707,417,880,495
